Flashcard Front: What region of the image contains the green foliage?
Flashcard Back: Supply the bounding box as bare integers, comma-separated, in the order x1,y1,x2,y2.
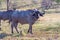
54,0,60,3
0,0,4,2
56,0,60,3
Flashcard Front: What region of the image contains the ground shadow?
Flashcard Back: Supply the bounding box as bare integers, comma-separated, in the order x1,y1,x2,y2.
0,33,12,39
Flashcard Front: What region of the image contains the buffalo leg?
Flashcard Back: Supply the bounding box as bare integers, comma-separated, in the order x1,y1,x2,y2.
28,24,33,34
9,18,12,24
14,22,19,33
11,22,14,33
11,22,19,34
0,20,1,31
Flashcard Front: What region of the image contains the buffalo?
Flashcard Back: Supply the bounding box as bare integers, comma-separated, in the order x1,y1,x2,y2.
11,9,45,34
0,10,13,30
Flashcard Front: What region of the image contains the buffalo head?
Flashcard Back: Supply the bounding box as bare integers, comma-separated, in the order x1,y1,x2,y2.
32,9,45,19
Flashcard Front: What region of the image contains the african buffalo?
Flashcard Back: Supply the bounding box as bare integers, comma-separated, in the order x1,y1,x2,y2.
11,9,45,34
0,10,13,30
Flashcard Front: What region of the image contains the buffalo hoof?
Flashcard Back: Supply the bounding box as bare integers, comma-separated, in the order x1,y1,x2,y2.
27,32,33,34
26,33,34,37
11,32,14,34
30,32,33,34
27,30,33,34
0,28,2,31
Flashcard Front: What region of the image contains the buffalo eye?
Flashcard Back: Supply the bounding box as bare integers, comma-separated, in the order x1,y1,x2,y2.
32,13,39,18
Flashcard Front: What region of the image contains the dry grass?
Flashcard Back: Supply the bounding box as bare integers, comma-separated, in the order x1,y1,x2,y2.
0,13,60,40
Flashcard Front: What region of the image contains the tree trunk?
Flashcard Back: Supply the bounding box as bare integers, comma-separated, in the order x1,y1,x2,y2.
7,0,9,11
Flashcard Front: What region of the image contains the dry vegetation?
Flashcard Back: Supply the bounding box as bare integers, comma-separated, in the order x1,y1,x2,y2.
0,13,60,40
0,0,60,40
